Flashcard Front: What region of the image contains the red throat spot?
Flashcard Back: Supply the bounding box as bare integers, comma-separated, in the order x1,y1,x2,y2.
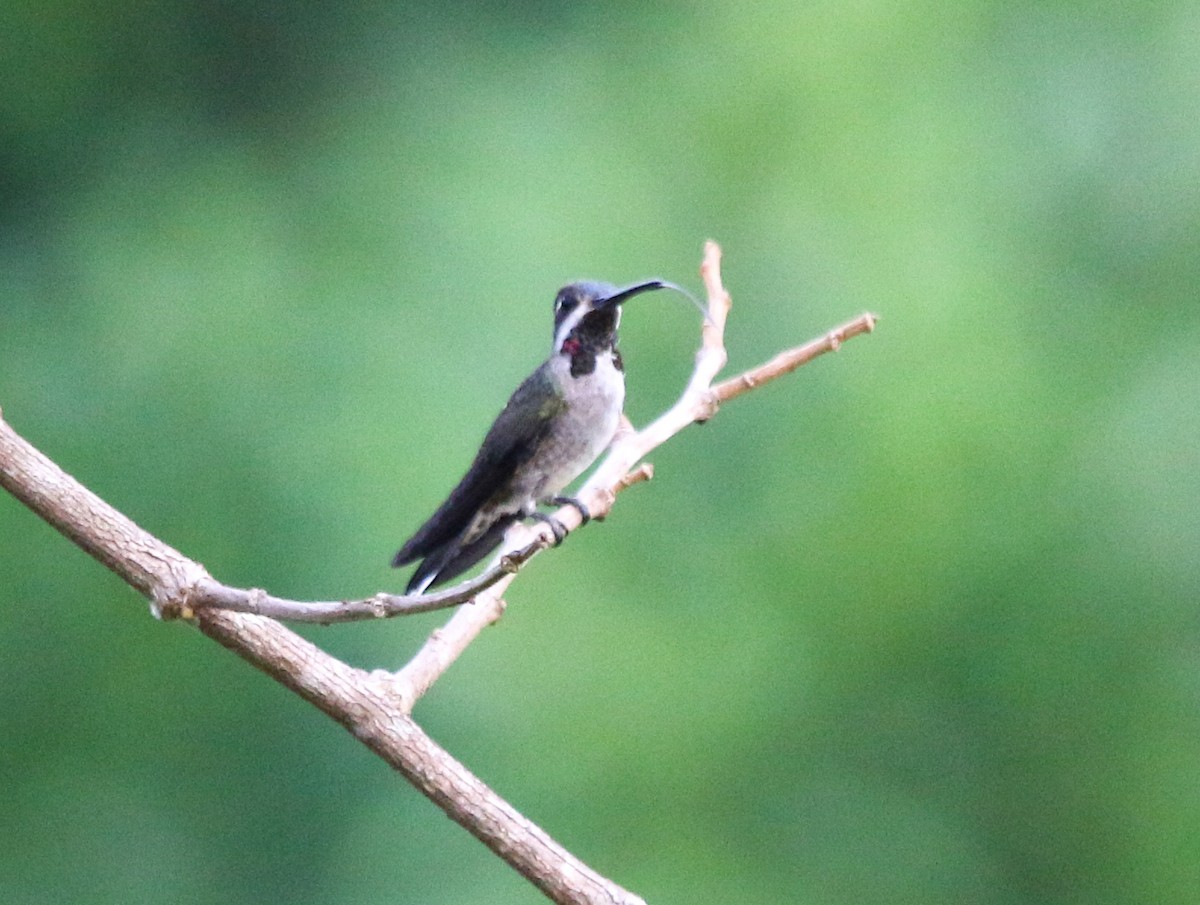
561,338,582,356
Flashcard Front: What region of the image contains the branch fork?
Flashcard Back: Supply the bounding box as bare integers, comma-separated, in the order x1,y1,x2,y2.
0,241,875,905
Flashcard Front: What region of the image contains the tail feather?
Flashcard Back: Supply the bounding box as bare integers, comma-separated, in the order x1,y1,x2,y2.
404,515,518,594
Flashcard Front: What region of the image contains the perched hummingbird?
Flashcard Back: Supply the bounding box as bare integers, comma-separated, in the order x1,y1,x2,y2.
393,279,675,594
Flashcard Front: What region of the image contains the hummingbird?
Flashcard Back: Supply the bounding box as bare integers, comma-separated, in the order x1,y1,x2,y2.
393,278,677,594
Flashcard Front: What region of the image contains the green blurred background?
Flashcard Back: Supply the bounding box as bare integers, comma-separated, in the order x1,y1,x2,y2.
2,2,1198,903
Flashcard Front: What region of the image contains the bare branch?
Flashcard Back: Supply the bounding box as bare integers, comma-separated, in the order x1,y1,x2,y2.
195,607,646,905
0,241,877,905
0,409,647,905
161,245,874,629
712,311,877,405
390,239,876,708
183,539,547,623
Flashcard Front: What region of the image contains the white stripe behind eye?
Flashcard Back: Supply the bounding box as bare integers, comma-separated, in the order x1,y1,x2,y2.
553,303,590,351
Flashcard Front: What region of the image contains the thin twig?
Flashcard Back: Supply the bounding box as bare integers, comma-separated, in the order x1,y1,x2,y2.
164,246,873,629
712,311,877,405
391,240,877,705
181,539,548,623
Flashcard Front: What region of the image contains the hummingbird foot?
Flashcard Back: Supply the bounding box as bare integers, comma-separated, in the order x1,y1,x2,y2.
528,511,569,547
547,496,592,525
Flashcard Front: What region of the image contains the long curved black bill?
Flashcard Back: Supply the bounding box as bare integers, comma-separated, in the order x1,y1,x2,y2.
598,279,671,307
600,278,709,321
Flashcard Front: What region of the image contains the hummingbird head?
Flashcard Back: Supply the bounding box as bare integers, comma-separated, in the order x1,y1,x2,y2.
551,279,670,360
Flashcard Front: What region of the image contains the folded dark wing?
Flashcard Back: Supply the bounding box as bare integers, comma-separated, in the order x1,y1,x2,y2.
393,364,564,566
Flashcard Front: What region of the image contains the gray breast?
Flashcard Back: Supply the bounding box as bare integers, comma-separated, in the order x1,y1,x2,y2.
524,352,625,499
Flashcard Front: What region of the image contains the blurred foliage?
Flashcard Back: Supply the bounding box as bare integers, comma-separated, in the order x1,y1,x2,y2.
2,1,1199,903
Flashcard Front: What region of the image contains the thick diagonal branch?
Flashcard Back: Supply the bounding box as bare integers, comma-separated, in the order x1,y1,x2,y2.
196,609,646,905
0,410,645,905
